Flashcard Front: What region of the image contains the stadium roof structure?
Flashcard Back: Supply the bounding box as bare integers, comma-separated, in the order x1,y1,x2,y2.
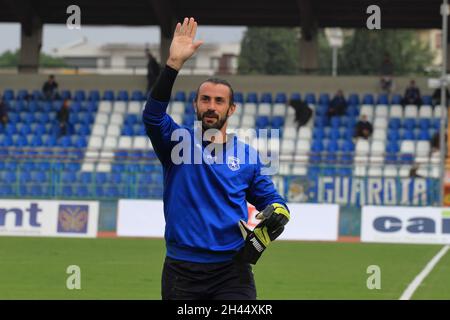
0,0,444,33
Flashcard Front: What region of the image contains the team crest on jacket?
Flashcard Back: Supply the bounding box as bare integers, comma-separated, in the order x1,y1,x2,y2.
227,156,240,171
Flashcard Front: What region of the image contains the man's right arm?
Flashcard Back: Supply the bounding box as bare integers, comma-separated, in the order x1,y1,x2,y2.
142,65,181,164
142,17,203,164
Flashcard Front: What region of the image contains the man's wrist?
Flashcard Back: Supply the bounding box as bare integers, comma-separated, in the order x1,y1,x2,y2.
166,57,183,71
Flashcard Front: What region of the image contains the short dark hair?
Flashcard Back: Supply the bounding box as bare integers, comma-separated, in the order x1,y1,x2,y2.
195,78,234,106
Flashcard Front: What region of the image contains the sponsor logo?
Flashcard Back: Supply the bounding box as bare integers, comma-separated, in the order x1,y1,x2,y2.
373,211,450,234
0,203,42,227
250,237,264,252
227,156,240,171
57,205,89,233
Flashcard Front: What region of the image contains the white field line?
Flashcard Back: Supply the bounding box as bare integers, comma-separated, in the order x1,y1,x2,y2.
399,245,449,300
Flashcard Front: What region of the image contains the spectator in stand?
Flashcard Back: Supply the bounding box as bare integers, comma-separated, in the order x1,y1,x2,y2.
0,94,8,125
327,90,347,118
430,131,447,154
42,74,59,100
57,99,70,136
409,163,424,178
432,87,450,106
380,52,394,94
402,80,422,106
289,98,312,130
354,114,373,140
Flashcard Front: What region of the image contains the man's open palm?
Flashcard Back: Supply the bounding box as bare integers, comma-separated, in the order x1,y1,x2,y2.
168,17,203,70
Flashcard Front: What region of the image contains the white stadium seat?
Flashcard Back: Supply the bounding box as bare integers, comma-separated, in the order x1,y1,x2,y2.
96,113,109,125
258,103,272,116
113,101,127,114
243,103,257,115
241,115,256,128
171,102,185,114
298,127,311,140
92,124,106,137
127,101,142,114
390,105,403,118
404,105,418,118
106,124,120,137
118,136,132,149
373,117,387,130
284,127,298,140
383,165,398,177
400,140,416,154
88,136,103,149
133,136,148,149
272,103,287,116
375,105,388,118
103,137,118,149
109,114,124,125
419,105,433,118
98,101,112,113
359,105,374,120
372,129,386,141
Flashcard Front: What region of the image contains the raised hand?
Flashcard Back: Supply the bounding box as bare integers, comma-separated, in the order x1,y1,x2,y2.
167,17,203,71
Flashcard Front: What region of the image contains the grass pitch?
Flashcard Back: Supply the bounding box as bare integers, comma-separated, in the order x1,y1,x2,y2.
0,237,448,299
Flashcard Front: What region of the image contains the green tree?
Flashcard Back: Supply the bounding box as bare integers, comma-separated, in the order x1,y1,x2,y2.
238,27,300,75
0,49,67,68
319,29,434,75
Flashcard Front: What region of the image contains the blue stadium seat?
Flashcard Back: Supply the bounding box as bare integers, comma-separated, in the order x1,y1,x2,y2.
347,93,360,106
377,94,389,104
188,91,196,103
401,130,415,140
33,171,48,184
184,103,195,114
131,90,144,101
62,172,77,184
0,185,13,196
3,89,14,101
76,186,90,197
362,94,374,104
4,172,17,183
16,135,28,147
329,128,340,140
387,129,400,141
418,119,430,130
95,186,104,197
391,94,402,104
118,90,129,101
105,186,120,198
85,101,98,113
233,92,244,103
246,92,258,103
304,93,316,104
74,90,86,101
422,95,432,105
60,90,71,100
260,92,272,103
137,186,152,198
385,142,400,163
388,118,401,130
256,116,270,129
17,89,28,100
313,127,325,140
330,117,340,128
121,125,134,136
103,90,115,101
274,93,287,104
418,130,430,140
125,114,139,125
319,93,330,105
62,185,73,197
19,124,32,136
88,90,100,102
79,172,92,184
271,116,284,128
290,93,301,101
95,172,108,184
403,118,416,130
174,91,186,102
78,124,90,136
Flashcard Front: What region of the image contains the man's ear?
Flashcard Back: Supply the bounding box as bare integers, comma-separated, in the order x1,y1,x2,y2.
228,103,236,116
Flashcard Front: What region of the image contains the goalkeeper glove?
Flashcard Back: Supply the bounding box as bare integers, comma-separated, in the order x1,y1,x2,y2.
233,203,290,265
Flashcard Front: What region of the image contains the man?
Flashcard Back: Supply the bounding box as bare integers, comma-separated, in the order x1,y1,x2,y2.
379,53,394,94
402,80,422,106
146,49,161,94
354,114,373,140
0,94,8,126
327,90,347,117
142,18,290,300
57,99,70,136
289,98,312,130
42,74,59,100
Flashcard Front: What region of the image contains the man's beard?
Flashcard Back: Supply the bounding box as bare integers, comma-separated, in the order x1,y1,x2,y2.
197,108,229,131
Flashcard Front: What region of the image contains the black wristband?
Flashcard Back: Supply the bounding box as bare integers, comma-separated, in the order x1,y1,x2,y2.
150,65,179,102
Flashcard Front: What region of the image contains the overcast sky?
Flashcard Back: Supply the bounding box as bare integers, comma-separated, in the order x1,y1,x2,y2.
0,23,246,54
